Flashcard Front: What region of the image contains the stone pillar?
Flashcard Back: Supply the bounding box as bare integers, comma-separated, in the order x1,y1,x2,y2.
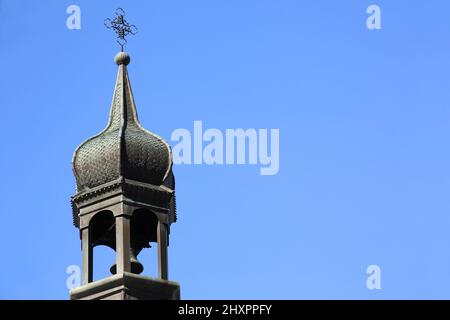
115,215,131,274
81,227,93,285
157,221,168,280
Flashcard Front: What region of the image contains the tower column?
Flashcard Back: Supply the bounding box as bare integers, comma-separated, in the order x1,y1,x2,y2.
81,227,93,285
115,215,131,274
157,220,168,280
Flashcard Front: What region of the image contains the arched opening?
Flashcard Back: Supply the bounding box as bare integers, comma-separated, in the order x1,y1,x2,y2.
90,210,116,249
89,211,116,281
93,245,116,281
130,209,159,276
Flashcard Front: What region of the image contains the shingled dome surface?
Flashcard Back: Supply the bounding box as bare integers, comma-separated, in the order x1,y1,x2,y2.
72,52,173,192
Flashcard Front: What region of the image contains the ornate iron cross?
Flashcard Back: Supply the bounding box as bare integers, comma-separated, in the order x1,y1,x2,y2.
104,8,138,51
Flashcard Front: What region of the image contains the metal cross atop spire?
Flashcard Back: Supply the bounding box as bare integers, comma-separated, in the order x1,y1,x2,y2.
104,8,138,51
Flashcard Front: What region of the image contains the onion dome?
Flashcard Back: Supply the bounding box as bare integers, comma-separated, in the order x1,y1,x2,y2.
72,52,173,192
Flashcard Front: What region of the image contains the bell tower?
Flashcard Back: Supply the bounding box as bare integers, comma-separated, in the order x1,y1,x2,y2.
69,9,180,300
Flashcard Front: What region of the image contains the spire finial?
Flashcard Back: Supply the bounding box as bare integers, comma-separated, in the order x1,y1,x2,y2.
115,51,130,65
104,8,138,51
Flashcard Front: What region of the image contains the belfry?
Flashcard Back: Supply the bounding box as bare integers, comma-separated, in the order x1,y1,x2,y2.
69,9,180,300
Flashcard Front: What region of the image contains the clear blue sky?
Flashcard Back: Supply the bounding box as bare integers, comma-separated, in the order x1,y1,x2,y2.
1,0,450,299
